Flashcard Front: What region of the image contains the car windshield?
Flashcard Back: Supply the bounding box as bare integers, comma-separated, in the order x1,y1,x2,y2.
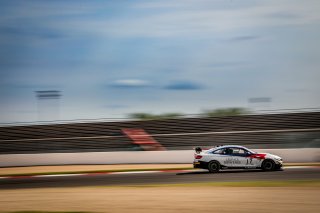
245,148,257,154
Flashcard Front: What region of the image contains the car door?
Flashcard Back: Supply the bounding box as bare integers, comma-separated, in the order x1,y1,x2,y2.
236,148,259,168
210,148,226,165
244,152,264,168
221,147,247,167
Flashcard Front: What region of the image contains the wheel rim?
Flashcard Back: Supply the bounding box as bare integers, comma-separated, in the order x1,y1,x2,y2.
265,162,273,170
210,163,217,171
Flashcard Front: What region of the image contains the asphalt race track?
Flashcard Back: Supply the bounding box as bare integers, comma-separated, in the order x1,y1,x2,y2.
0,167,319,190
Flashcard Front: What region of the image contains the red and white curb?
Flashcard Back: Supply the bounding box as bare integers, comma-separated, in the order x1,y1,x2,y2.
0,166,318,180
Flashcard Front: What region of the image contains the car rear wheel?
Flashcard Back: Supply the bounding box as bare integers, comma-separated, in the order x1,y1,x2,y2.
262,160,275,171
208,161,220,173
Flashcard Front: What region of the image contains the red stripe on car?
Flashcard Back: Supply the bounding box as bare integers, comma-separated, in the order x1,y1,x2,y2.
249,153,266,159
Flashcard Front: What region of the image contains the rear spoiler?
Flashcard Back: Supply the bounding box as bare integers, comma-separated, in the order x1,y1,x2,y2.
195,147,202,154
195,145,223,154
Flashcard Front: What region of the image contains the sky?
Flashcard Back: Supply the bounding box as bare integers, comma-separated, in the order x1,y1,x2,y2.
0,0,320,123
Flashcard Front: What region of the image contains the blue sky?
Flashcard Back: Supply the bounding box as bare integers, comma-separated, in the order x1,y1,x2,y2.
0,0,320,123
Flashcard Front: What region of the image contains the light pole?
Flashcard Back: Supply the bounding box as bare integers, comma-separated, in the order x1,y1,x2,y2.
35,90,61,122
248,97,272,112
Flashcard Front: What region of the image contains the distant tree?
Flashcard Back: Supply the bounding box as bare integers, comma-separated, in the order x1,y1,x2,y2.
128,112,184,120
203,108,249,117
128,113,157,120
159,113,183,119
129,108,249,120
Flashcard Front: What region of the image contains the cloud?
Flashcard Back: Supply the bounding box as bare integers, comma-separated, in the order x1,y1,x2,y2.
209,62,247,68
2,0,317,40
102,104,129,109
229,35,261,42
0,0,103,20
0,83,61,90
110,79,151,88
0,26,64,39
267,12,301,19
164,81,204,90
54,0,320,39
285,88,309,93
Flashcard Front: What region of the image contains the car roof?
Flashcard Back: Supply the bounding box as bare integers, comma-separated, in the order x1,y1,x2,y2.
211,145,247,150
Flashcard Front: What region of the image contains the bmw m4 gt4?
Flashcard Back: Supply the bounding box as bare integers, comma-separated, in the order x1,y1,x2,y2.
193,145,283,172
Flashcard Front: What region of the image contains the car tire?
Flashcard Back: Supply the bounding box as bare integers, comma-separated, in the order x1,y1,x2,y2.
208,161,220,173
261,160,275,171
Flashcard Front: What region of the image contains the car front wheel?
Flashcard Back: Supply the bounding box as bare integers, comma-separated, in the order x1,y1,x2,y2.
261,160,275,171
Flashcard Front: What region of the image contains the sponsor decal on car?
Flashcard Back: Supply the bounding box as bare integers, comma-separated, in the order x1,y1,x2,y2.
224,158,241,165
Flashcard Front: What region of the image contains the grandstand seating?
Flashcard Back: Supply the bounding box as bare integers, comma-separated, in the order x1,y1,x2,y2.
0,112,319,154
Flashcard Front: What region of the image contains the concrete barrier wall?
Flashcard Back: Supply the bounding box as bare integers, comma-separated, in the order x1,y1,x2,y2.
0,148,319,167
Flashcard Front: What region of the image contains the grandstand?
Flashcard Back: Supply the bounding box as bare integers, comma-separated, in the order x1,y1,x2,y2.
0,112,319,154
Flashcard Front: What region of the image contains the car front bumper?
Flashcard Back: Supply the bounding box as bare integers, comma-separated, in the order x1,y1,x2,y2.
274,160,283,169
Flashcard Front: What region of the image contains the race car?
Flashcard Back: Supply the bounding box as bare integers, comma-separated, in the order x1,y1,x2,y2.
193,145,283,172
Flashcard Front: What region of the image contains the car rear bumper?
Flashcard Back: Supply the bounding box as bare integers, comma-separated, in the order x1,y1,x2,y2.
193,161,208,169
193,162,201,168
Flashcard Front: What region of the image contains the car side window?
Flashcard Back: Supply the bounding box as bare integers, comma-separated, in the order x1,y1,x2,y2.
233,148,241,155
212,148,224,154
241,149,247,156
220,148,248,156
222,148,233,155
233,148,248,156
213,147,250,156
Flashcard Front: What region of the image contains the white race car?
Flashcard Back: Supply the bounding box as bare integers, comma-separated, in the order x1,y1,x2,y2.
193,145,283,172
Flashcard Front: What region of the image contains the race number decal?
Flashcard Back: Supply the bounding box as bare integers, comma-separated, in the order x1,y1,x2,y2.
246,158,253,165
